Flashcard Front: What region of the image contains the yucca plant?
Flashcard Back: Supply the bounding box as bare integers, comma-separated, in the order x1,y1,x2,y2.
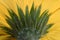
0,3,53,40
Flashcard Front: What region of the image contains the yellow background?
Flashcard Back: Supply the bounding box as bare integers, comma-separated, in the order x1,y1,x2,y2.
0,0,60,40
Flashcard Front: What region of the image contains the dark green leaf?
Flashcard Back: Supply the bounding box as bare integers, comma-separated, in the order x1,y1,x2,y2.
25,6,30,27
34,4,41,21
0,26,17,37
37,10,49,33
17,5,27,27
41,24,54,35
30,3,35,22
7,9,21,31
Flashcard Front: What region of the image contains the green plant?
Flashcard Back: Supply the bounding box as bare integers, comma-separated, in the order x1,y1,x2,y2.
0,3,53,40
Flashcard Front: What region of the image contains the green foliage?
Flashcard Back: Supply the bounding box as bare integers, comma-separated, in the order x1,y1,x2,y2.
0,3,54,40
